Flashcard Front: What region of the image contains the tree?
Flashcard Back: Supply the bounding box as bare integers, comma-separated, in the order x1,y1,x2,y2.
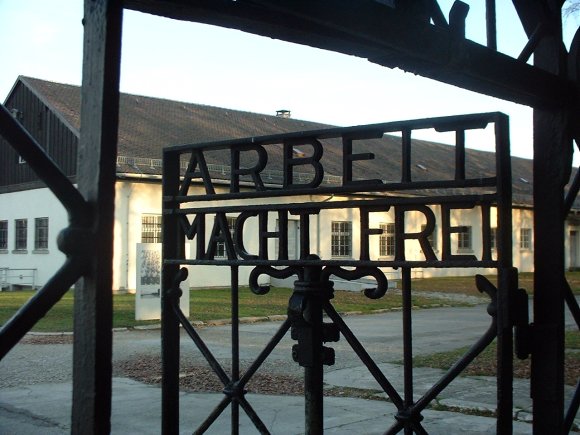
564,0,580,17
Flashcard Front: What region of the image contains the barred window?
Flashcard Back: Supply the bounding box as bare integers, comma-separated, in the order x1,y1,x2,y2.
0,220,7,250
0,221,8,249
520,228,532,250
379,223,395,257
15,219,27,250
34,217,49,250
141,215,162,243
331,221,352,257
457,226,472,250
216,217,237,258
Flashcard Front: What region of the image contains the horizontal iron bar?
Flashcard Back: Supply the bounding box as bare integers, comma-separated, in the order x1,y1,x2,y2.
164,112,502,154
126,0,576,109
0,104,90,224
168,194,498,215
164,259,498,269
168,179,498,203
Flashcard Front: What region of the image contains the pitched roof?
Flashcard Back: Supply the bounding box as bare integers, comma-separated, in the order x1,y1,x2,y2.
15,76,555,206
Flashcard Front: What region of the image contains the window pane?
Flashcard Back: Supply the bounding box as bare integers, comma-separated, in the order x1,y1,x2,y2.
331,221,352,257
34,217,49,250
457,226,472,250
141,215,162,243
216,217,236,258
520,228,532,250
379,223,395,257
0,220,7,250
15,219,27,250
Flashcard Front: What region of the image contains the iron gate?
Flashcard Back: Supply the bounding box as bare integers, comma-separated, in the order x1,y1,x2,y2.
161,112,525,434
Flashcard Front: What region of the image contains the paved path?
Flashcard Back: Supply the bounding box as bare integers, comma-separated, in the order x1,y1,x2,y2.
1,303,578,433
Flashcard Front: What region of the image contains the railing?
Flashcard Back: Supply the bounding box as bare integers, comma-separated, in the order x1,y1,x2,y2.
0,268,37,290
162,112,519,434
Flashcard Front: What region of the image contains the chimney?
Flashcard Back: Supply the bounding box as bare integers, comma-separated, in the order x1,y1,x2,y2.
276,109,291,118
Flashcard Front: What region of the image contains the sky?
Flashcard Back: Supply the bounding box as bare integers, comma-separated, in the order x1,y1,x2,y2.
0,0,578,164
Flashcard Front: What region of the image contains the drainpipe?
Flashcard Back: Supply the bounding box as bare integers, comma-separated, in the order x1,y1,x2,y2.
124,181,134,292
317,194,334,257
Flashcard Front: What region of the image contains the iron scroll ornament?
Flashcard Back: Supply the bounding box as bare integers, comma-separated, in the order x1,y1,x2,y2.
248,257,389,300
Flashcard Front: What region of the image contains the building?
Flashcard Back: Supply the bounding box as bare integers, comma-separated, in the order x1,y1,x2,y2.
0,76,577,291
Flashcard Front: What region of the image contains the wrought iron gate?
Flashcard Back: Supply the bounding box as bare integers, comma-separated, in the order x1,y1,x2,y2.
161,112,523,433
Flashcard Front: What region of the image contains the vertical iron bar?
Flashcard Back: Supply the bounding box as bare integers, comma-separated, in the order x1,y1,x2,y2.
455,129,466,181
231,266,240,435
71,1,123,434
494,114,514,434
401,129,411,183
303,266,324,434
532,14,569,433
486,0,497,50
402,267,413,435
162,149,182,435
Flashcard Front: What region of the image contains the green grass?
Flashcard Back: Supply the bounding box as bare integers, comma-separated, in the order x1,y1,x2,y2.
410,271,580,295
3,271,580,332
410,331,580,386
0,286,452,332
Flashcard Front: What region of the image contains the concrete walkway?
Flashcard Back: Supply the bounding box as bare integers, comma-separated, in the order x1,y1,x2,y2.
1,303,579,433
0,377,541,434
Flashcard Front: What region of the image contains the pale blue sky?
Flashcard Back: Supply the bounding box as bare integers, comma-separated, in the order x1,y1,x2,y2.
0,0,578,163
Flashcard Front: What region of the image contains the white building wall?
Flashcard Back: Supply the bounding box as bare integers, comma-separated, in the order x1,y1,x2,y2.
114,180,163,292
513,208,534,272
0,187,68,288
1,182,572,292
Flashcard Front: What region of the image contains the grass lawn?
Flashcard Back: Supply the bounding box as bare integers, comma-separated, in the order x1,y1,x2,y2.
0,286,453,332
2,271,579,332
411,271,580,296
411,331,580,386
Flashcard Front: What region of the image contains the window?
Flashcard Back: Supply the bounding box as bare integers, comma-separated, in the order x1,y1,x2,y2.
331,221,352,257
0,220,7,250
216,217,236,258
490,228,497,250
457,226,472,251
14,219,27,251
379,223,396,257
141,214,162,243
421,224,437,251
34,217,49,250
520,228,532,250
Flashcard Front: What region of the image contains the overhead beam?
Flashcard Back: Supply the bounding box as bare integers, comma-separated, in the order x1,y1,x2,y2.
125,0,578,110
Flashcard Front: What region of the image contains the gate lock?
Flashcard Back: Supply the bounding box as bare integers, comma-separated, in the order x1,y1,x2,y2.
288,279,340,368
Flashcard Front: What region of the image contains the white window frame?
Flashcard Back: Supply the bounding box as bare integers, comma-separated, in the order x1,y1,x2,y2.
0,220,7,251
215,216,237,259
520,227,532,250
379,223,396,257
457,226,472,251
141,214,162,243
14,218,27,251
331,221,352,258
34,217,49,251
